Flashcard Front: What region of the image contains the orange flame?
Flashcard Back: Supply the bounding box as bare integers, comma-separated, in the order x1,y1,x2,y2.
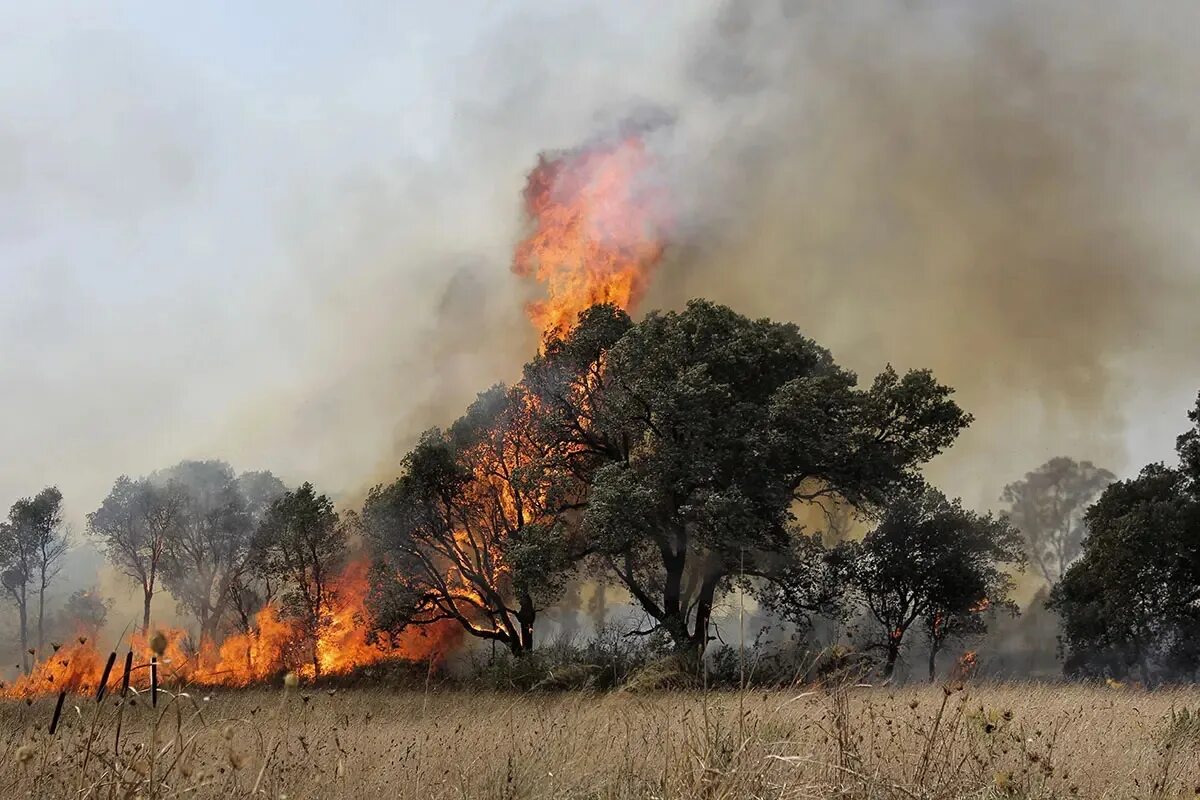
1,557,462,699
514,130,671,341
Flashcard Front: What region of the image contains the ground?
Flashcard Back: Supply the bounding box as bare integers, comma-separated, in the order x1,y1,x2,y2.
2,682,1197,799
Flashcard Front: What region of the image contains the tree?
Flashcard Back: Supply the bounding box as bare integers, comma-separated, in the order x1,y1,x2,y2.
850,484,1023,679
2,488,69,664
252,482,346,677
59,588,110,642
524,300,971,655
1049,396,1200,681
365,385,577,656
1000,457,1114,585
153,461,285,646
89,476,185,633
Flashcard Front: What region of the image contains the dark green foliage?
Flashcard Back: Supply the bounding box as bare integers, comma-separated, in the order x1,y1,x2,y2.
526,300,970,654
848,483,1023,680
1050,398,1200,681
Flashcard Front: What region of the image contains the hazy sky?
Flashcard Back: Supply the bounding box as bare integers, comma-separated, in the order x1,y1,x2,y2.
0,3,701,523
3,0,1198,552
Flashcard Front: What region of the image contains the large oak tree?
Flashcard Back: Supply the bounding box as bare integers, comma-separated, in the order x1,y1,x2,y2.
523,300,971,655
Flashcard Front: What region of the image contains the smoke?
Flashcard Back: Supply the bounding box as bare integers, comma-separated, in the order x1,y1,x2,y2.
641,1,1200,509
2,2,1199,660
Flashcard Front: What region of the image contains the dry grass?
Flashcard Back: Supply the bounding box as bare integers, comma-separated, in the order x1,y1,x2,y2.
2,680,1199,799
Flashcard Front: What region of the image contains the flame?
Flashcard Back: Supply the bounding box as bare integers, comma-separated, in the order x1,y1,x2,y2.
513,130,671,341
1,557,462,699
970,597,991,613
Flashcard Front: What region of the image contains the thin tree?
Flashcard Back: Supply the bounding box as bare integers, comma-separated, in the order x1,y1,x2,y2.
5,488,69,660
1001,457,1114,585
252,482,346,678
1,520,33,672
89,476,185,633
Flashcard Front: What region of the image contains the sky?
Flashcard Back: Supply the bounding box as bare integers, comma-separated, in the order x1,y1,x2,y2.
2,0,1199,580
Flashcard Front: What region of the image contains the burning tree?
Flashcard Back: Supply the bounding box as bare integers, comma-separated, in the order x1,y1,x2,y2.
521,299,972,656
365,385,580,656
849,483,1023,680
251,482,347,678
155,461,285,647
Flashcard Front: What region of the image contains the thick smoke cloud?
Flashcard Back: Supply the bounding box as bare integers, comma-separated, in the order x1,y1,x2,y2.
1,2,1198,644
646,1,1200,508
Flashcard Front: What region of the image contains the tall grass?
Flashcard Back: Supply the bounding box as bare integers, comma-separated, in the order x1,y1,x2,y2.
3,677,1200,799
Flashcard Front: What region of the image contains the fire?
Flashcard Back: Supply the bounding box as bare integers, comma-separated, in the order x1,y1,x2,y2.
1,558,462,699
513,129,671,341
970,597,991,613
3,127,672,700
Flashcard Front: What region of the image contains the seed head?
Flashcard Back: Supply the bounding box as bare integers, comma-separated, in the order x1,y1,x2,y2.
148,631,168,657
15,745,35,764
283,672,299,689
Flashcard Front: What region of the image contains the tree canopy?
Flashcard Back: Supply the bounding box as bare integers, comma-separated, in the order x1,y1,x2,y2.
369,300,972,657
848,483,1023,679
531,300,970,653
1049,397,1200,682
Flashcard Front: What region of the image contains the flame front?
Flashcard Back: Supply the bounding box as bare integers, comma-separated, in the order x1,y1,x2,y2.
513,131,670,341
0,558,462,699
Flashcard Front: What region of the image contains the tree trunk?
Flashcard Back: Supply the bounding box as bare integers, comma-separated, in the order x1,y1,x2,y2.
36,577,46,655
17,593,29,674
884,641,901,679
142,588,153,634
517,593,536,654
928,640,940,682
686,573,722,657
199,606,211,650
662,550,686,646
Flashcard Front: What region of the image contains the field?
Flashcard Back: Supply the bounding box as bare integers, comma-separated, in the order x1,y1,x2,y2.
2,680,1199,799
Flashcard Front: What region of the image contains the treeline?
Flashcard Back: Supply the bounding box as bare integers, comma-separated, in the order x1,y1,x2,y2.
360,301,1026,679
0,461,360,679
3,299,1196,683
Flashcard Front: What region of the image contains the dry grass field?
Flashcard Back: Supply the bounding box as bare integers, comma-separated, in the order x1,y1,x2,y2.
3,679,1199,799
